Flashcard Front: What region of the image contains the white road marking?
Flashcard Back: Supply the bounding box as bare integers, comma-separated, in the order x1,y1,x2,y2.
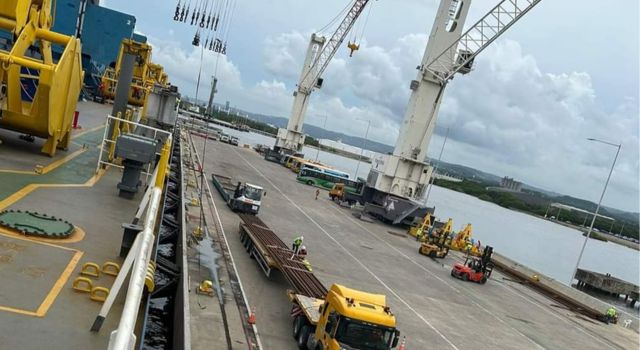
233,149,460,350
326,199,619,350
328,205,548,350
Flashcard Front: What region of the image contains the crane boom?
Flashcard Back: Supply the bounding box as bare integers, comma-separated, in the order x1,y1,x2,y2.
273,0,371,155
361,0,541,225
299,0,370,93
426,0,542,83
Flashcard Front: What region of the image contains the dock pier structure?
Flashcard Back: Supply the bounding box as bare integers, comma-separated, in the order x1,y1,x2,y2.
575,268,640,308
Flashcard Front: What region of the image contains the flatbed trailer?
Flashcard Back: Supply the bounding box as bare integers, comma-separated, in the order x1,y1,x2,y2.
238,214,327,298
237,214,401,350
211,174,264,214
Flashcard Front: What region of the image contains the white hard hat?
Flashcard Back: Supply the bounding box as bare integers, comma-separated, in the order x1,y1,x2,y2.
300,245,306,250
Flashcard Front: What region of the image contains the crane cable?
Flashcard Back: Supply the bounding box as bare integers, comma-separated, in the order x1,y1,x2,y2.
357,1,373,43
317,0,355,35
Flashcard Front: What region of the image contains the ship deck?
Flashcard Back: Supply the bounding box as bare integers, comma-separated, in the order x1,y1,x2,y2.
0,102,142,349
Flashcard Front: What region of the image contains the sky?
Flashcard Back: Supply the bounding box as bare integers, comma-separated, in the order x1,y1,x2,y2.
103,0,640,213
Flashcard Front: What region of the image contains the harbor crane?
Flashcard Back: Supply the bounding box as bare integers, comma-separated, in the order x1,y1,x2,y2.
268,0,372,160
356,0,542,224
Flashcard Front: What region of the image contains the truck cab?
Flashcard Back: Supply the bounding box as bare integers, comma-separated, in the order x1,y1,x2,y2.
293,284,400,350
230,183,264,214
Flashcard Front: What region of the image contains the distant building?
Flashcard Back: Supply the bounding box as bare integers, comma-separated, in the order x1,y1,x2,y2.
319,139,375,159
432,172,462,183
225,101,230,111
500,176,522,192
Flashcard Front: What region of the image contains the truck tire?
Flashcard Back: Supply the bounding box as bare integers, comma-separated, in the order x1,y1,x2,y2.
297,325,310,350
480,276,487,284
462,273,469,281
292,315,304,339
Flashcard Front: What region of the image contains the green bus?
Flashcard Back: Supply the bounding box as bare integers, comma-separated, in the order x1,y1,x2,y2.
297,167,359,193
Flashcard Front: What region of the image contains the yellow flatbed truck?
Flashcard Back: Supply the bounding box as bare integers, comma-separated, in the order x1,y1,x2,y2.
289,284,401,350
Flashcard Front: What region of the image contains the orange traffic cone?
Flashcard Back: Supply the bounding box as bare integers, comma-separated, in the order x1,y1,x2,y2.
398,336,406,350
248,307,256,325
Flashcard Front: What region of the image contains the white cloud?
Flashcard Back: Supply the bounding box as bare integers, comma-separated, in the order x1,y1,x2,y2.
140,27,638,212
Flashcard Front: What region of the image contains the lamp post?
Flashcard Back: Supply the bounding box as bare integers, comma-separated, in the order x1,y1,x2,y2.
423,127,450,206
570,138,621,285
354,119,371,180
315,115,328,162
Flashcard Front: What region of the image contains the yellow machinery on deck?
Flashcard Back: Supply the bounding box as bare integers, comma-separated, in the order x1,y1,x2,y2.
147,63,168,87
0,0,83,156
101,38,152,106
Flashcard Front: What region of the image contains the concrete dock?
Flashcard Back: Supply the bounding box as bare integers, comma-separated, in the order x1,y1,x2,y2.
192,134,639,350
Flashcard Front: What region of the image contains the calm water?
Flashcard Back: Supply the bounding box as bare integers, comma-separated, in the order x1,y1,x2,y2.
211,126,640,286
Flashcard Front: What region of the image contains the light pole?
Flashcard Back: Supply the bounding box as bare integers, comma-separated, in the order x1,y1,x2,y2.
570,138,621,285
315,115,328,162
423,127,450,206
354,119,371,180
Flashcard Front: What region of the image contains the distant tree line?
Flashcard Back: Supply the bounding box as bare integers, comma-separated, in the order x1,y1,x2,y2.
433,179,639,240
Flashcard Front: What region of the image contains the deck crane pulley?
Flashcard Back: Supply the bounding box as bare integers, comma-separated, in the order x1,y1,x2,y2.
272,0,372,155
360,0,542,224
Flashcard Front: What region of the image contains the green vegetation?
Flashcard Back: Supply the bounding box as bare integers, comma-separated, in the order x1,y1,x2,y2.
583,231,608,242
433,179,639,240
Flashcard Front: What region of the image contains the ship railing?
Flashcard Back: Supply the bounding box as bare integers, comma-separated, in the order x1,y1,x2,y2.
96,114,172,184
99,134,172,350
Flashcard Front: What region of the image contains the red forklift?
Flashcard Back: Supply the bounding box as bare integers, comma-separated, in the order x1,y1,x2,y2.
451,246,494,284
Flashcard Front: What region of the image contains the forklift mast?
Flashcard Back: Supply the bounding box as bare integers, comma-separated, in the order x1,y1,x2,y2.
480,246,494,273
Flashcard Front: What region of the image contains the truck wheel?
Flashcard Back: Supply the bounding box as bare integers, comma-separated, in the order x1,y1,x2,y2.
462,274,469,282
429,251,437,258
480,276,487,284
450,270,455,277
292,315,304,339
297,325,310,350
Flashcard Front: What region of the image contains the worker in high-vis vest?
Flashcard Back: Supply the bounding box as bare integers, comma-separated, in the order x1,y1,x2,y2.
292,236,304,254
606,307,617,324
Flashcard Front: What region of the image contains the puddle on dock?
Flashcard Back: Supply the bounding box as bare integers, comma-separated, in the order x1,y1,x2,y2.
194,228,224,301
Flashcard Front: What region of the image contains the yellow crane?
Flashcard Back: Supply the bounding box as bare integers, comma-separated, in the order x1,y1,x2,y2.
0,0,83,156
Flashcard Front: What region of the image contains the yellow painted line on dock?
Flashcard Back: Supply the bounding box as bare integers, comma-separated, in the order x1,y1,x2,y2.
0,226,86,244
71,124,104,139
36,250,84,317
0,147,87,175
39,147,87,174
0,169,106,211
0,231,84,317
0,124,103,175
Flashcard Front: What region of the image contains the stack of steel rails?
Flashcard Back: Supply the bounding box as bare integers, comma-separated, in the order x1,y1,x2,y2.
238,214,327,299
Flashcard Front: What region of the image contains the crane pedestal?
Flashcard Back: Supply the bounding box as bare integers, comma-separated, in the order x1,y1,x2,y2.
351,155,434,224
274,128,306,155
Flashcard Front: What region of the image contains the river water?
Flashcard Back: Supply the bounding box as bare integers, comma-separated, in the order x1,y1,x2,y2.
207,125,640,287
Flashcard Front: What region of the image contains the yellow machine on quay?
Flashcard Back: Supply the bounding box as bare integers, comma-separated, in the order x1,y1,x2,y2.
410,214,485,257
0,0,83,156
